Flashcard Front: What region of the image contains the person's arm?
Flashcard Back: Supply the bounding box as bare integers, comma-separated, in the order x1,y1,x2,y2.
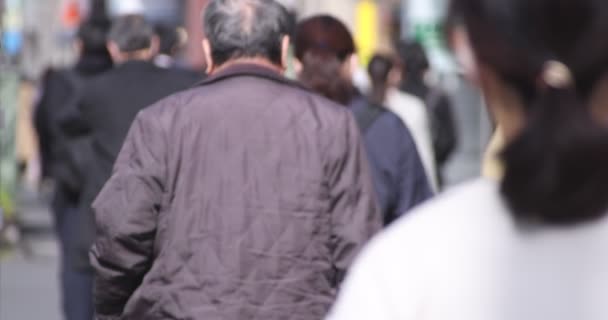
393,123,433,221
33,70,56,179
90,110,168,319
326,110,383,283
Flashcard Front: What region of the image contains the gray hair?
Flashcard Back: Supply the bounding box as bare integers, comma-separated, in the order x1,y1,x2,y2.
108,15,154,52
203,0,292,66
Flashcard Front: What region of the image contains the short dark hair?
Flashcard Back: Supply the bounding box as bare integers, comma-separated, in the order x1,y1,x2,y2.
155,24,181,56
294,15,355,63
108,15,154,53
450,0,608,226
77,19,111,54
398,41,429,80
367,54,395,105
203,0,292,66
368,54,394,86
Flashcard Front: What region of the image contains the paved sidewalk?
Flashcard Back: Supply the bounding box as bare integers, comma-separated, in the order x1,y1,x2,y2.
1,251,61,320
0,188,61,320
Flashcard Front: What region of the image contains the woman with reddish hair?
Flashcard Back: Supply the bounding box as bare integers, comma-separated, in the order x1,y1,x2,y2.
295,15,433,225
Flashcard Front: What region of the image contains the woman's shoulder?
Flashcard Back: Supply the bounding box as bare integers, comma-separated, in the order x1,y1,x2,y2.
329,179,508,319
376,108,407,127
367,179,507,255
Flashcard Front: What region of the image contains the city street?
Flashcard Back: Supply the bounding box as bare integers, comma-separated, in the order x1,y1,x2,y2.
0,79,485,319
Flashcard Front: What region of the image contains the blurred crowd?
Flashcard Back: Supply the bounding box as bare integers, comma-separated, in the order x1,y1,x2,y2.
8,0,608,319
28,1,458,319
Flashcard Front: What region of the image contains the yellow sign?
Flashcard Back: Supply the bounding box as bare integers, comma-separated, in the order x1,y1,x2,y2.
356,0,378,66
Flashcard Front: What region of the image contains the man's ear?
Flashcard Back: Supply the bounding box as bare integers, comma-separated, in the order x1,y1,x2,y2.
388,67,402,87
280,35,291,70
202,38,214,74
343,54,359,79
293,58,302,76
148,35,161,57
107,41,123,63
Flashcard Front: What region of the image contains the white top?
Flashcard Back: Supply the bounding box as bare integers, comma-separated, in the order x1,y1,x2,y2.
328,179,608,320
385,88,438,191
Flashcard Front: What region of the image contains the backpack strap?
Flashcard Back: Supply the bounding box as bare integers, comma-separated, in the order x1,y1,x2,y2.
354,101,385,134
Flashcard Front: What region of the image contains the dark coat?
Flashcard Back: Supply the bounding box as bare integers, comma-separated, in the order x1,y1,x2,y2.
35,54,113,180
65,60,202,268
34,61,112,205
90,64,382,320
35,69,78,182
350,96,433,224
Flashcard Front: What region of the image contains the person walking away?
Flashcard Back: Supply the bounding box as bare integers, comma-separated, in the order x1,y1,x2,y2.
294,15,433,225
368,53,438,191
90,1,382,319
33,13,113,320
328,0,608,319
153,23,204,81
62,14,201,276
399,41,457,188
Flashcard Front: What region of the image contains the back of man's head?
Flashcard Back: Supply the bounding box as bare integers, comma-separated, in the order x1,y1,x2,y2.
155,24,182,56
398,41,429,78
203,0,292,67
368,54,394,86
78,19,111,54
108,14,154,53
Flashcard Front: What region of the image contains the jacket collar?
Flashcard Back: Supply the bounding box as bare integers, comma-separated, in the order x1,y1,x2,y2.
197,63,306,90
115,60,159,72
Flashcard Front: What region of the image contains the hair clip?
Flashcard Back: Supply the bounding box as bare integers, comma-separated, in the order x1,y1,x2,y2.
541,60,573,89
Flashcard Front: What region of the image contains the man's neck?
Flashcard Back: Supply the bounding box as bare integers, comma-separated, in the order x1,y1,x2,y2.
211,58,284,75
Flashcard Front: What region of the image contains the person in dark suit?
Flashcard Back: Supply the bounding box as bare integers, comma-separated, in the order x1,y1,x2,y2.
153,23,204,81
34,10,113,320
63,14,202,274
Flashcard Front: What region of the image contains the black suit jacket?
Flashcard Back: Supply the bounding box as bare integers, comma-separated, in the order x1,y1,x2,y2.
66,60,202,269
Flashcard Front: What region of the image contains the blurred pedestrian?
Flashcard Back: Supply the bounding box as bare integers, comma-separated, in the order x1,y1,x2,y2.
295,15,433,225
90,1,381,319
368,53,438,191
61,14,200,280
153,23,204,80
328,0,608,319
399,41,457,187
33,15,113,320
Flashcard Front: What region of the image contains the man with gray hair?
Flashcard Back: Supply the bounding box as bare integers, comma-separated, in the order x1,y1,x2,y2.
90,1,382,319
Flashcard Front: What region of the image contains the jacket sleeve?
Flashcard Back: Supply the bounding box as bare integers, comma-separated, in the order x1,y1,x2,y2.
326,111,383,283
393,123,434,220
33,70,57,179
90,110,167,319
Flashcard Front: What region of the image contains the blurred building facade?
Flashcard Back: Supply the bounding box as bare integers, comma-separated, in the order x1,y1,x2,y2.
5,0,451,75
0,0,486,201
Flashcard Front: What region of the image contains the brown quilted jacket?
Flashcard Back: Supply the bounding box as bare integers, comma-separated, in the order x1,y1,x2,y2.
90,64,382,320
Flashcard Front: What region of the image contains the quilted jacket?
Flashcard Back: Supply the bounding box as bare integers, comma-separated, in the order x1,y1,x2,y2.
90,64,383,320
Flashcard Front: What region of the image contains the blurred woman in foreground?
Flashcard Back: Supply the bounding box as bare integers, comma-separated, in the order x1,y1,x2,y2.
294,15,432,225
328,0,608,319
